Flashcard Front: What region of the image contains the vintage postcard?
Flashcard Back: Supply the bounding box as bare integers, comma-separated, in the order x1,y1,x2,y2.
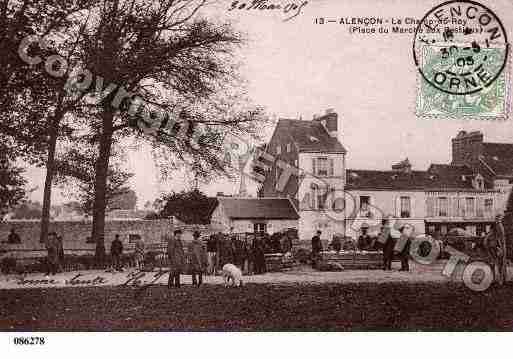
2,0,513,346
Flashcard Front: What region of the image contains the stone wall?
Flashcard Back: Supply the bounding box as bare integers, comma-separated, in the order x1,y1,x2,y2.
0,219,213,259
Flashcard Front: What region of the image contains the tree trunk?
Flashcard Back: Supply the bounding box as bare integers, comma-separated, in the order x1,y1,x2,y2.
91,110,114,266
39,98,64,244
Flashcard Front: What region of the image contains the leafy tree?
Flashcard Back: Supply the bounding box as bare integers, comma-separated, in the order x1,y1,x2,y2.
67,0,265,261
56,146,135,214
109,189,137,210
11,201,42,220
0,0,100,243
158,189,217,224
0,148,27,218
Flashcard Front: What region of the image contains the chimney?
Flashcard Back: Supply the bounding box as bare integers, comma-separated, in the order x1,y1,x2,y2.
392,158,412,174
313,108,339,138
451,131,483,166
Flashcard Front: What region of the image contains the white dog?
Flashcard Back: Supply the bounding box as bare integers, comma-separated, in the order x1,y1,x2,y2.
222,263,243,287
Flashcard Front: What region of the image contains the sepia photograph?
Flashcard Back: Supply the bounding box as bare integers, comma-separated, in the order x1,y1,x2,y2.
1,0,513,347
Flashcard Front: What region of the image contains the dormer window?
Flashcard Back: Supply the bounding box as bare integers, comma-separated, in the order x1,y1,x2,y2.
276,145,281,155
461,175,466,181
473,174,484,190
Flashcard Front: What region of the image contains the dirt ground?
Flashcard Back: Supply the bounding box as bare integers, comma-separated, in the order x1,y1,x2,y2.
1,281,513,331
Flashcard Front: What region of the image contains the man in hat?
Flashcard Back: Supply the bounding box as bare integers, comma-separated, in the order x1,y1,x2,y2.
311,230,323,267
378,216,399,270
188,230,208,287
485,214,507,285
395,223,414,271
167,229,185,288
357,223,372,250
45,232,59,276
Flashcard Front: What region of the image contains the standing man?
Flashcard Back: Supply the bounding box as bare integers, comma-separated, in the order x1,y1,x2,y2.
396,224,413,272
485,214,507,285
167,229,185,288
188,231,208,287
134,236,145,270
45,232,59,276
57,234,65,272
311,230,323,267
7,228,21,244
357,223,371,250
378,218,395,271
110,234,123,272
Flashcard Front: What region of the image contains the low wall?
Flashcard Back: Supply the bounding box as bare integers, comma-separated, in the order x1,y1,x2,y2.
0,220,214,259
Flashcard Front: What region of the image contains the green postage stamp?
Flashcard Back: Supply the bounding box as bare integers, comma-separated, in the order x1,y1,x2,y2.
416,45,509,118
412,1,510,119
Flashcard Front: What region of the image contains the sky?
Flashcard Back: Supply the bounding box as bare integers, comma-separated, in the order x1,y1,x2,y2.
25,0,513,207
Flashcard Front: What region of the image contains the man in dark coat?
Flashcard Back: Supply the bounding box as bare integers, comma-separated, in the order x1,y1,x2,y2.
188,231,208,287
378,219,395,270
45,232,59,276
167,229,185,288
485,215,507,285
396,224,413,271
357,223,372,250
7,228,20,244
110,234,123,271
311,230,323,267
252,235,266,274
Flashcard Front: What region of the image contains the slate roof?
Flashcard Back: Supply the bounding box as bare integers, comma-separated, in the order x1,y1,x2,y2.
481,142,513,177
217,197,299,220
345,166,479,191
277,119,346,153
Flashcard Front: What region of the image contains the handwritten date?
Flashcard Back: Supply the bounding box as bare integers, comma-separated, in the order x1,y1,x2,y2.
228,0,308,22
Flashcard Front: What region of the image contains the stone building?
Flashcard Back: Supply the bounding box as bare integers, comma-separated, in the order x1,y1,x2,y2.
257,109,347,240
211,197,299,235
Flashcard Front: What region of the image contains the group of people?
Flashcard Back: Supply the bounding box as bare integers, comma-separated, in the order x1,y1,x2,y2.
204,230,268,276
310,219,415,272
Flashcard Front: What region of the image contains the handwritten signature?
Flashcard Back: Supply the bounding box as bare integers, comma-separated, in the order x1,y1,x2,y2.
228,0,308,22
13,269,172,290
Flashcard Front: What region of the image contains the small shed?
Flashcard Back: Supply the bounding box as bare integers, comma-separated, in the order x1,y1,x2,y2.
211,197,299,234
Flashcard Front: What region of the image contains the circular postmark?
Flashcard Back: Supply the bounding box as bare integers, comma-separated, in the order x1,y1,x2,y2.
413,0,509,95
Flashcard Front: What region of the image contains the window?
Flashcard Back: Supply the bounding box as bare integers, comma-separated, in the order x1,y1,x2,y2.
438,197,448,217
317,187,326,210
316,157,328,176
465,197,475,217
400,196,411,218
286,143,291,152
359,196,372,218
485,198,493,216
313,157,335,177
276,145,281,155
254,223,267,234
332,197,345,211
311,184,328,210
426,197,435,217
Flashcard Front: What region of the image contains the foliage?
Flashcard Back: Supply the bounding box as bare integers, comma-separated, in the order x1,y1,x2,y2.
157,189,217,224
11,201,42,220
55,146,135,214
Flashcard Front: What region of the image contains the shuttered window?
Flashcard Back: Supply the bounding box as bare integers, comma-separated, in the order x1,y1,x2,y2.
426,197,435,217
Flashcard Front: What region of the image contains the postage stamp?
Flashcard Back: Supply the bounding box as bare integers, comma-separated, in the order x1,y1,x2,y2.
413,0,510,118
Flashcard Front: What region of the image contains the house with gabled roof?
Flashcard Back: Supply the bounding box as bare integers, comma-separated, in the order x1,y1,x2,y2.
257,109,347,240
210,197,299,234
345,157,502,238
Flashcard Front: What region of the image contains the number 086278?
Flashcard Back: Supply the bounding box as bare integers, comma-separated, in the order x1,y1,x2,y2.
13,337,46,345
